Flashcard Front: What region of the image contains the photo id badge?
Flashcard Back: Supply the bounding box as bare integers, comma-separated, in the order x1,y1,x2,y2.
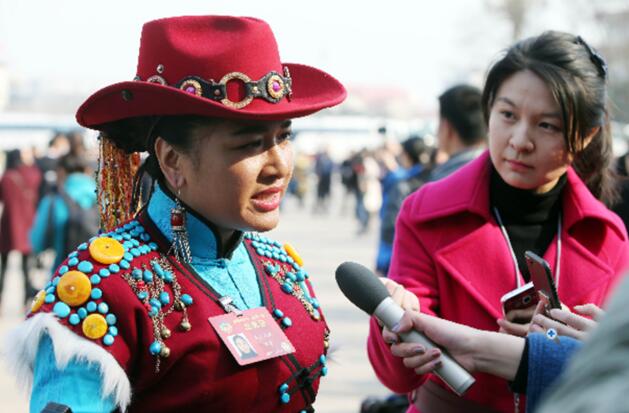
208,307,295,366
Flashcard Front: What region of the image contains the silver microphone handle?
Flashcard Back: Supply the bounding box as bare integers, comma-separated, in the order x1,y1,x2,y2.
374,297,476,396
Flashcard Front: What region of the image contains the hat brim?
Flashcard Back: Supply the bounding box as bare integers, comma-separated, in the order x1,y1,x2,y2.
76,63,346,128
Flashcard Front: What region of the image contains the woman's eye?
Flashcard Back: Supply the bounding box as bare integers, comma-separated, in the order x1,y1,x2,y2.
500,110,515,120
277,131,293,143
540,122,561,132
239,139,263,150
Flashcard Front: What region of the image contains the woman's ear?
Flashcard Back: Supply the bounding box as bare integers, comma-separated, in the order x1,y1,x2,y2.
154,137,185,189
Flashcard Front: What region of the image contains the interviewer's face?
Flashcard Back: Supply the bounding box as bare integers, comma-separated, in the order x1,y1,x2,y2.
178,119,294,234
488,70,571,194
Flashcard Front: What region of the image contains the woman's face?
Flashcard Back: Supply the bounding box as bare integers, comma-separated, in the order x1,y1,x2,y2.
179,119,294,234
488,70,571,193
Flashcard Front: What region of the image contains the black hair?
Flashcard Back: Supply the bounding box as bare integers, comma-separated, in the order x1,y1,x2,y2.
5,149,22,170
58,154,89,174
401,136,428,166
99,115,216,176
482,31,616,205
439,84,486,145
98,115,216,207
49,132,68,148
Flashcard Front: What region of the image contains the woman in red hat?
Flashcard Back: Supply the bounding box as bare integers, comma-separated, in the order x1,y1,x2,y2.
7,15,345,413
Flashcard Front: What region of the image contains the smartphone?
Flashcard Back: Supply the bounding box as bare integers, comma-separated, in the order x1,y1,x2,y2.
525,251,561,310
500,282,538,315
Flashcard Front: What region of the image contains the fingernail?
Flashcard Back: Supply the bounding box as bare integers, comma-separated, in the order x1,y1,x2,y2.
413,346,426,355
431,348,441,358
392,323,400,333
434,360,443,369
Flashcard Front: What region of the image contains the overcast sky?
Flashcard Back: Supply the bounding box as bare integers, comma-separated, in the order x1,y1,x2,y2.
0,0,601,111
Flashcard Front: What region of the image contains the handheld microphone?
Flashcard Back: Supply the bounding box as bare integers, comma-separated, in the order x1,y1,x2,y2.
335,261,475,396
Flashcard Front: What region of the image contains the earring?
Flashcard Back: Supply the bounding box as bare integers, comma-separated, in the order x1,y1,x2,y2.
170,189,192,263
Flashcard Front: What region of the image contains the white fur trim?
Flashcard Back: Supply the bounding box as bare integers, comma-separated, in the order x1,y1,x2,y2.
2,312,131,411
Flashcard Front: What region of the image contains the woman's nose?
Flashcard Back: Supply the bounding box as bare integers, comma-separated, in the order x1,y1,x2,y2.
509,123,534,152
265,143,292,179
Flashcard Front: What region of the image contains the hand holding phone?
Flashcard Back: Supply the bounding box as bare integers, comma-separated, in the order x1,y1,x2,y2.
500,282,538,316
525,251,561,310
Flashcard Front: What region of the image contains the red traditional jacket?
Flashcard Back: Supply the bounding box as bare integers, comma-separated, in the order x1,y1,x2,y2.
27,210,329,413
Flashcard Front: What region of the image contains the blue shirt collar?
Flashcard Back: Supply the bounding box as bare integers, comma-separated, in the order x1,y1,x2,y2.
147,183,243,260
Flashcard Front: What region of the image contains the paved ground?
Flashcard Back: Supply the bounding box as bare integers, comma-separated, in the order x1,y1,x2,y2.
0,184,390,412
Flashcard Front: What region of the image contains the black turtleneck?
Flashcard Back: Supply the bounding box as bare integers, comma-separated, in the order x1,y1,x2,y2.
490,167,567,281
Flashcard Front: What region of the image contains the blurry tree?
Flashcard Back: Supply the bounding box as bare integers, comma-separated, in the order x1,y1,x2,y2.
593,2,629,123
485,0,543,41
486,0,629,125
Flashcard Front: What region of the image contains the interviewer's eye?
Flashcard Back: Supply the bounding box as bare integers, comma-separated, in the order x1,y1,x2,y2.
500,110,515,120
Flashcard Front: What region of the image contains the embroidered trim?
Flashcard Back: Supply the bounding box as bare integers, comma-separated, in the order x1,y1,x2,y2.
134,68,293,109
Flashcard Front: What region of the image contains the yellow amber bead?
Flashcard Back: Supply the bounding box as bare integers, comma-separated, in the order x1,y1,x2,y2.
82,314,108,339
57,271,92,307
31,290,46,313
283,243,304,267
89,237,125,265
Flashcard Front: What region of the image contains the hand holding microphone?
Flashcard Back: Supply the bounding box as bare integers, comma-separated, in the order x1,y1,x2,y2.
336,262,475,396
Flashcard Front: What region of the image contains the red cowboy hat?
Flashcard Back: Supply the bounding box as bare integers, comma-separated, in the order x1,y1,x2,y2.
76,15,346,128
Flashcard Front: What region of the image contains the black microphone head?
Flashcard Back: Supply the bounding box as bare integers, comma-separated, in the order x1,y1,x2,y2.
335,261,390,315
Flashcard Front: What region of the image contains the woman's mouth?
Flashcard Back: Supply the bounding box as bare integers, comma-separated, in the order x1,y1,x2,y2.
506,159,533,172
251,188,282,212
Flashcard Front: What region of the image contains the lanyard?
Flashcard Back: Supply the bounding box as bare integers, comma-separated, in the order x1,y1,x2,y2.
493,207,562,289
494,207,562,413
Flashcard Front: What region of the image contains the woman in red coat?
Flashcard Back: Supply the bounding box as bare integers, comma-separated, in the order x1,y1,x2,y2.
6,16,345,413
0,149,41,305
368,31,629,413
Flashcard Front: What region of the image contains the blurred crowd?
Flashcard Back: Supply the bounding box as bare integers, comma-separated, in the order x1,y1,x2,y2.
0,131,97,310
4,83,629,321
285,85,490,279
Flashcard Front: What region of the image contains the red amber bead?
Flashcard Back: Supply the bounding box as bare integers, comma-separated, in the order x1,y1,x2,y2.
171,211,184,227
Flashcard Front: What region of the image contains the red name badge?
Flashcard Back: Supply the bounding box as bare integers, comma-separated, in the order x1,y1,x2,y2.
208,307,295,366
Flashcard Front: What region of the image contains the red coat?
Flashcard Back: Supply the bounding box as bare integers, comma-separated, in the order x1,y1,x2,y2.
368,152,629,413
0,165,41,253
31,211,329,412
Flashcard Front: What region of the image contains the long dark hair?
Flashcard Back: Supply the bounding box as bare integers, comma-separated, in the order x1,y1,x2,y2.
482,31,616,205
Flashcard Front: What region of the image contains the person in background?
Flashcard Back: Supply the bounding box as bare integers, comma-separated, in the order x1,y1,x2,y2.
358,151,382,234
0,149,42,308
35,132,70,200
428,84,486,181
313,147,334,214
376,136,433,276
30,154,98,273
339,150,359,215
289,152,311,208
368,31,627,413
611,150,629,231
67,131,88,158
